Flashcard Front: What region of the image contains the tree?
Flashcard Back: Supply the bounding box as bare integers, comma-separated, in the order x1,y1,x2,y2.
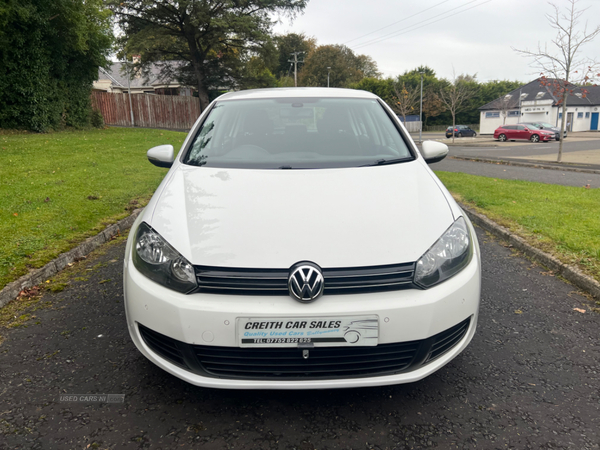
299,44,379,87
439,72,478,142
514,0,600,162
349,77,395,105
0,0,112,131
421,90,446,127
110,0,308,111
498,94,512,125
393,82,420,123
238,56,278,90
273,33,316,78
397,67,446,127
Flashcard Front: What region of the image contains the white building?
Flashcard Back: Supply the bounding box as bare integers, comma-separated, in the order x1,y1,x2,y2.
479,79,600,134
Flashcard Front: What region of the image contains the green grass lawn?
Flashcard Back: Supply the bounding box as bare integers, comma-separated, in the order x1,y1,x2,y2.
435,171,600,281
0,127,187,291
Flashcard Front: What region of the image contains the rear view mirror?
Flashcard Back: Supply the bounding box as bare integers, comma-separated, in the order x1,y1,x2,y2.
147,145,174,168
421,140,449,164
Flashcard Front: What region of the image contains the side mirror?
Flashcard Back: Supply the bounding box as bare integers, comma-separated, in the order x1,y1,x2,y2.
147,145,174,168
523,128,529,131
421,140,449,164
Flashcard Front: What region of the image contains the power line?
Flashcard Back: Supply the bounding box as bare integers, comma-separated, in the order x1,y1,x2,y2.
343,0,453,46
351,0,493,51
351,0,482,50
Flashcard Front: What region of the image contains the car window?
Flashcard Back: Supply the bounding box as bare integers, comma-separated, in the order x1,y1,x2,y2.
527,124,540,130
184,98,414,169
516,125,525,130
502,125,514,130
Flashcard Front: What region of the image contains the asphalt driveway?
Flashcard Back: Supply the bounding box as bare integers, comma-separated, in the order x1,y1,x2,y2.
1,228,599,449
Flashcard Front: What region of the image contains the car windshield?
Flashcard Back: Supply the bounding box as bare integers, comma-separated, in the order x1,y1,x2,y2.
538,122,553,128
526,124,540,130
183,97,414,169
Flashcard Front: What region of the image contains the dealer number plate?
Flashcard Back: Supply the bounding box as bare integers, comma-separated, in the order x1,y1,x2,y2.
238,315,379,348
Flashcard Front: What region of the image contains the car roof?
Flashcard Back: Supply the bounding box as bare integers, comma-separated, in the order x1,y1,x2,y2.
215,87,379,102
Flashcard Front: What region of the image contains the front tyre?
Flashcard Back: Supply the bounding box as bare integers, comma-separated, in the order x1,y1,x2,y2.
530,134,540,143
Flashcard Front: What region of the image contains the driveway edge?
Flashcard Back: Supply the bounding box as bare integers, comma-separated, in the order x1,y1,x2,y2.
0,208,143,309
460,203,600,301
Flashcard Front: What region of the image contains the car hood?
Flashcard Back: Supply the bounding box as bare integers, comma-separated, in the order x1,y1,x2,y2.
147,162,455,268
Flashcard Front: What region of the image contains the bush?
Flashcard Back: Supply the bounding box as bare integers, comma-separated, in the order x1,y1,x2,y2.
0,0,112,132
90,109,104,128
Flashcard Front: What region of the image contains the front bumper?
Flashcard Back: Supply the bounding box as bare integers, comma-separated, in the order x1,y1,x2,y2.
123,221,481,390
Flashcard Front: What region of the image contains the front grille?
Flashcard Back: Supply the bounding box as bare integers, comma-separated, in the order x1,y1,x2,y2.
194,262,416,296
137,317,471,381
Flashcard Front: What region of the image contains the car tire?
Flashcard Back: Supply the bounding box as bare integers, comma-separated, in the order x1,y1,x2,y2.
498,134,507,142
458,132,463,138
530,134,540,143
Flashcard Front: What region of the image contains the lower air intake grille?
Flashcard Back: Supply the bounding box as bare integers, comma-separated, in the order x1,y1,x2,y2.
194,342,420,379
138,317,471,381
425,318,471,363
139,324,189,370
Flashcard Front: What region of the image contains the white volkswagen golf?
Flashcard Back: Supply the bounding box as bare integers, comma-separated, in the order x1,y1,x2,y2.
123,88,481,389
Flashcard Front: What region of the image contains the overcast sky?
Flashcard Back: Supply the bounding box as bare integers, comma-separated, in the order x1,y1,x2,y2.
272,0,600,83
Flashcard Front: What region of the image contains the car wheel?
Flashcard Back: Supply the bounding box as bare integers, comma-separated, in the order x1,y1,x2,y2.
498,134,507,142
530,134,540,143
458,132,463,138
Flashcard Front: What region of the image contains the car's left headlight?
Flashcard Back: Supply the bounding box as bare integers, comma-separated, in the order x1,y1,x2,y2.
132,222,197,293
414,216,473,288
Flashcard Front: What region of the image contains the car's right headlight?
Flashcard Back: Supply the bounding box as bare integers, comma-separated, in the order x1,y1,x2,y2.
132,222,197,294
414,216,473,288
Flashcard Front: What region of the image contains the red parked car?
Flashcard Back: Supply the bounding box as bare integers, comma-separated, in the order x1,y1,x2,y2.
493,124,555,143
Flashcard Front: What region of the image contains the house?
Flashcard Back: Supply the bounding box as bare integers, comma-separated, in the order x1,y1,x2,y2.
478,78,600,134
93,61,195,96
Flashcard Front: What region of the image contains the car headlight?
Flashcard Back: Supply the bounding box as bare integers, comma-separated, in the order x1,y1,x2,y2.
414,217,473,288
132,222,197,293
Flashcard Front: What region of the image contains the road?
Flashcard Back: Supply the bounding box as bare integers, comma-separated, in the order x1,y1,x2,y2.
433,158,600,188
411,133,600,188
1,228,599,449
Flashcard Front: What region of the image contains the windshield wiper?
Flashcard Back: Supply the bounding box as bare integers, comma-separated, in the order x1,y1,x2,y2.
360,158,409,167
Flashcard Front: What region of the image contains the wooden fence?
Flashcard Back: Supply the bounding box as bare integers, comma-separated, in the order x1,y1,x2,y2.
91,91,201,130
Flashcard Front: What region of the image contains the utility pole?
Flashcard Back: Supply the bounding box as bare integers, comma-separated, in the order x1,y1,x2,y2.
288,52,304,87
124,53,135,127
419,71,424,144
327,67,331,88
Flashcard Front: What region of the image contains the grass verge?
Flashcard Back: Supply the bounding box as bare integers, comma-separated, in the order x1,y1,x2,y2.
0,127,186,291
435,171,600,282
